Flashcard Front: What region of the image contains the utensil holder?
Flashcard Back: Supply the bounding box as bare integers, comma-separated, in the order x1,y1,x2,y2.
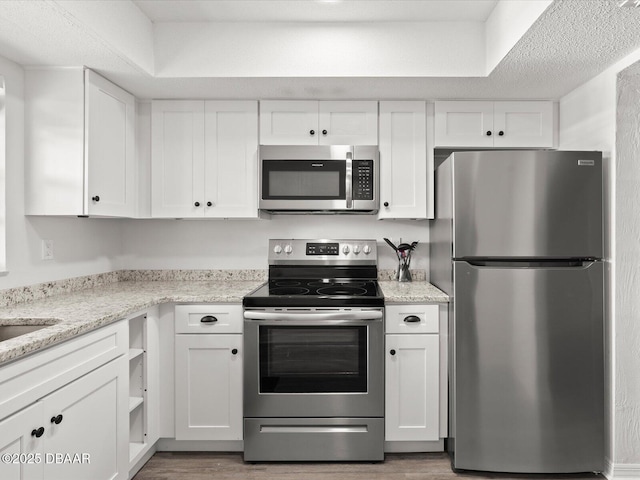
396,251,413,282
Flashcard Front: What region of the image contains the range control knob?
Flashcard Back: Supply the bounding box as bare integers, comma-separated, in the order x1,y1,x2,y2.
284,244,293,255
342,245,350,254
273,245,283,254
353,245,361,255
363,244,372,255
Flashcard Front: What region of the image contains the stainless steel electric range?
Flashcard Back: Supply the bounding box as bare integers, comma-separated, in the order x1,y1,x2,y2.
243,239,384,462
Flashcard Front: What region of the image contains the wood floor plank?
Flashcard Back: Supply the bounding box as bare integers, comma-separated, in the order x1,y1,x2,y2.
132,452,603,480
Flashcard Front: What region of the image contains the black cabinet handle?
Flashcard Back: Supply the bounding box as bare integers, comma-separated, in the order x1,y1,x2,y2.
390,349,396,356
194,201,201,207
31,427,45,438
207,201,213,207
200,315,218,323
50,414,63,425
498,131,504,136
310,130,315,136
383,202,389,207
92,196,100,202
231,348,238,355
486,131,492,136
322,129,328,135
403,315,421,323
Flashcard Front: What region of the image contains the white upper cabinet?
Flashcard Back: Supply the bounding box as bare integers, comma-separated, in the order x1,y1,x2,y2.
152,101,206,218
25,68,136,217
260,100,378,145
85,71,136,216
378,101,428,219
204,101,259,217
434,100,554,148
151,100,258,218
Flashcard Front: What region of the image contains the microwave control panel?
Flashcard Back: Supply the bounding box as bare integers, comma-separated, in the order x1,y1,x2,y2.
352,160,374,200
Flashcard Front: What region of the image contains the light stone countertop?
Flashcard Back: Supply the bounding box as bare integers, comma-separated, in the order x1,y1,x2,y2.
0,278,449,366
0,280,264,366
379,281,449,304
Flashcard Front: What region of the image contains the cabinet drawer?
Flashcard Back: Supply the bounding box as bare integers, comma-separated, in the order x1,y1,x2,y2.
0,321,127,422
175,304,243,334
385,305,439,334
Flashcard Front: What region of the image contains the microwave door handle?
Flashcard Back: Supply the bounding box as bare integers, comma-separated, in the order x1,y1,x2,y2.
346,151,353,209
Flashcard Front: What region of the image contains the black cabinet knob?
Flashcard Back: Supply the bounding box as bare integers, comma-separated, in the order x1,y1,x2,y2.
322,130,328,135
31,427,45,438
207,201,213,207
92,196,100,202
390,349,396,356
200,315,218,323
310,130,315,136
50,414,63,425
403,315,421,323
383,202,389,207
231,348,238,355
194,201,200,207
486,131,492,136
498,131,504,136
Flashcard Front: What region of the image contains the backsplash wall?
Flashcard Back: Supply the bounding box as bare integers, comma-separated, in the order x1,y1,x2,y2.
118,216,430,275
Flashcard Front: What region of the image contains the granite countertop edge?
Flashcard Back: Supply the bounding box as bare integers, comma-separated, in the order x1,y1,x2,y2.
0,279,448,366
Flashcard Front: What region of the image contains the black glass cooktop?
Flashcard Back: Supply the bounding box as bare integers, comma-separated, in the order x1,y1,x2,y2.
243,278,384,307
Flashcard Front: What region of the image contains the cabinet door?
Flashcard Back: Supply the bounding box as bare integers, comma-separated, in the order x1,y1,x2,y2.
43,359,128,480
204,101,259,217
318,101,378,145
151,101,205,217
175,335,243,441
493,101,553,148
259,100,319,145
85,70,136,217
434,101,494,147
0,403,44,480
385,334,439,442
378,101,427,219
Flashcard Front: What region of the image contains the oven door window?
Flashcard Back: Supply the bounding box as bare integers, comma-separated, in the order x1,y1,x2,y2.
259,325,367,393
262,160,345,200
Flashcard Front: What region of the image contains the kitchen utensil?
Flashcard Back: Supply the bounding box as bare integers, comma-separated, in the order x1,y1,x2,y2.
383,238,418,282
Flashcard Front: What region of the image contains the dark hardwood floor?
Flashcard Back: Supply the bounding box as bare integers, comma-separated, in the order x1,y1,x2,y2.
132,452,604,480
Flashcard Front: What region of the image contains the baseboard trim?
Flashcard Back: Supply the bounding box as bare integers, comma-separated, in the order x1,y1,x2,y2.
384,439,445,453
610,463,640,480
156,438,243,452
129,443,157,480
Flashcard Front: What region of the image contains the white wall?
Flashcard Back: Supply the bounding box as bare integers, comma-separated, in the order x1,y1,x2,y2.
118,216,429,274
559,46,640,476
0,55,123,290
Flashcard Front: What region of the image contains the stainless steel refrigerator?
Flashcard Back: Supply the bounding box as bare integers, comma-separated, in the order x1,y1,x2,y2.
431,150,604,473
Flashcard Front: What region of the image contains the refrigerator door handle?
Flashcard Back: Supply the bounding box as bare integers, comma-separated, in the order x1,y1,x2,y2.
461,259,598,269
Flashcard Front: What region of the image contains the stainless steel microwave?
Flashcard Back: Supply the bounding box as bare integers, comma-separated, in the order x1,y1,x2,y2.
259,145,379,214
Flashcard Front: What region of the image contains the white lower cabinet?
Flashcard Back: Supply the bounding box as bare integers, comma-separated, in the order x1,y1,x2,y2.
0,358,128,480
384,304,444,446
385,334,439,441
174,305,243,441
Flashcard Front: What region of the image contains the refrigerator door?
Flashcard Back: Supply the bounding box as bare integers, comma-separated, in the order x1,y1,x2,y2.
451,150,603,259
452,260,604,473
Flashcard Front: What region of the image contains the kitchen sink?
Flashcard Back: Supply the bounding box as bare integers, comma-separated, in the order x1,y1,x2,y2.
0,321,58,342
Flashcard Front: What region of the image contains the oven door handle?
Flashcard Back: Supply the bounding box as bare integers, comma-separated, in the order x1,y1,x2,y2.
243,310,383,322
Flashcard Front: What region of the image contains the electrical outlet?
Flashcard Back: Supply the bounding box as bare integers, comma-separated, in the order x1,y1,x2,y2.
42,240,54,260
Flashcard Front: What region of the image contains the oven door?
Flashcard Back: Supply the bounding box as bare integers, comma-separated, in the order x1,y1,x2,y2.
243,309,384,418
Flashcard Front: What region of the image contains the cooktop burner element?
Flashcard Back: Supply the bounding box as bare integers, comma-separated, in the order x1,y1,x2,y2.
243,239,383,308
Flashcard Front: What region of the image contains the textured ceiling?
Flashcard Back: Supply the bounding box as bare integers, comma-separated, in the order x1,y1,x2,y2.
133,0,499,23
0,0,639,100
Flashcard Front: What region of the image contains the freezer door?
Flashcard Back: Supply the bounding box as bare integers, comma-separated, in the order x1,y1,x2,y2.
452,260,604,473
451,150,603,259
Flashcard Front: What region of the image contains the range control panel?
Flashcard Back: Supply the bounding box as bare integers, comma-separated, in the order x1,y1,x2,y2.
269,239,377,264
